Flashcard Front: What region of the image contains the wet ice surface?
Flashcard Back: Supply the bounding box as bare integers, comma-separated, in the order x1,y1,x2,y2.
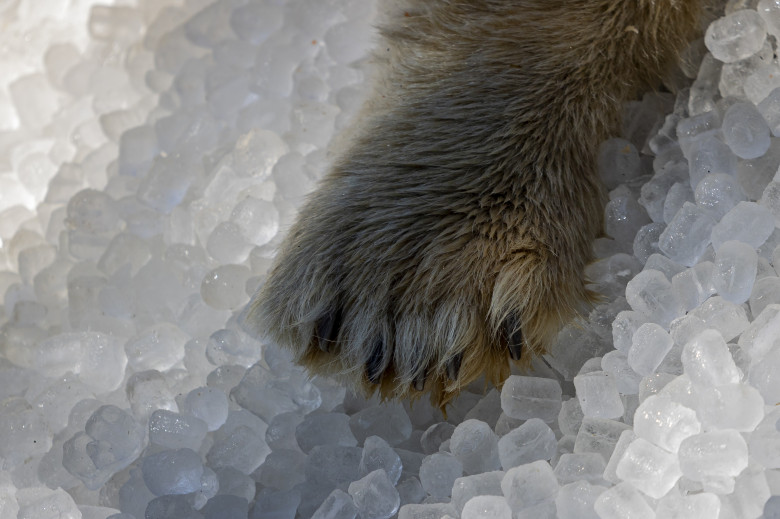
1,0,780,518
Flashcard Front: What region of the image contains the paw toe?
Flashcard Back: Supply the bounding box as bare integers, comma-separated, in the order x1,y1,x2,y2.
314,307,342,352
502,312,524,361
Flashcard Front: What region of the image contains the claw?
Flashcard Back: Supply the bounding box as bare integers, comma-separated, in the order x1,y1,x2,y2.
365,337,385,384
412,369,426,391
503,313,523,361
446,352,463,381
315,308,342,352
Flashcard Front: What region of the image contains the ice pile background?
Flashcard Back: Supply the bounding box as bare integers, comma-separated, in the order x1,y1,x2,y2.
2,0,780,517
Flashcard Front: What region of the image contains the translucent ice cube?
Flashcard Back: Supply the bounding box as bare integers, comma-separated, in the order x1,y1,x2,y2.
678,430,749,483
658,203,715,267
712,240,758,304
574,371,624,419
419,453,462,499
500,460,559,512
694,173,745,221
615,437,682,499
142,448,204,496
348,469,400,519
705,10,767,63
711,201,774,250
449,420,501,475
593,482,654,519
628,323,674,376
555,480,606,519
359,436,402,485
499,375,562,423
723,101,771,159
497,418,557,470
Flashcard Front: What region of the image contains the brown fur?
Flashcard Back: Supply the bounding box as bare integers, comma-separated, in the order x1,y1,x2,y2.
244,0,704,407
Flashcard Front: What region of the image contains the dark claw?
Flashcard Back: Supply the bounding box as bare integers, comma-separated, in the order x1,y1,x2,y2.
365,337,385,384
412,369,426,391
315,307,342,352
446,352,463,381
503,313,523,361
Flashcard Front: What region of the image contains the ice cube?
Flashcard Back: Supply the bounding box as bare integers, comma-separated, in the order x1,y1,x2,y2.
296,412,357,454
181,387,228,432
460,496,512,519
555,480,606,519
148,410,208,450
722,101,771,159
552,452,606,485
705,10,767,63
616,437,682,498
574,371,624,419
633,394,700,453
348,469,400,519
694,173,745,221
681,329,741,387
628,323,674,376
349,403,412,446
311,489,358,519
712,240,758,304
142,448,204,496
654,490,721,519
451,471,505,514
658,203,715,267
687,295,749,341
418,453,462,499
573,418,631,463
499,375,562,423
449,419,501,475
697,383,765,431
601,350,642,395
593,482,655,519
497,418,557,469
359,436,402,485
558,397,584,437
712,201,774,250
625,269,684,326
678,430,749,485
500,460,559,513
686,133,737,189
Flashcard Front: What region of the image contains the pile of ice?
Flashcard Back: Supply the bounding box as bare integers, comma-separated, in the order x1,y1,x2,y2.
2,0,780,517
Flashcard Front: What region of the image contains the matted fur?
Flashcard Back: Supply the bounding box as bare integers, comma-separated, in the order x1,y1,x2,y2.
244,0,704,407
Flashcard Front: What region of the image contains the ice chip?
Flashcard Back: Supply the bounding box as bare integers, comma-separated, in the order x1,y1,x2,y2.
574,371,624,419
500,460,558,512
633,394,700,453
658,203,715,267
678,430,749,483
723,101,771,159
142,448,204,496
359,436,402,485
418,453,462,499
626,269,683,326
497,418,557,469
348,469,400,519
705,10,767,63
711,201,774,250
594,482,655,519
499,375,562,422
449,419,501,475
460,496,512,519
681,329,741,387
628,323,674,376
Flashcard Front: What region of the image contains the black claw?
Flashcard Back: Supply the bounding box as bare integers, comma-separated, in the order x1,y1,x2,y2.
412,369,426,391
503,313,523,361
365,337,385,384
315,307,342,353
446,352,463,381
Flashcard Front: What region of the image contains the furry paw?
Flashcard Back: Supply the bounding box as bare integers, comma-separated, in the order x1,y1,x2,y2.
242,0,702,407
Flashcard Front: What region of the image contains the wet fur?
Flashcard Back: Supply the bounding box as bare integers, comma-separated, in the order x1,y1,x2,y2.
244,0,704,407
